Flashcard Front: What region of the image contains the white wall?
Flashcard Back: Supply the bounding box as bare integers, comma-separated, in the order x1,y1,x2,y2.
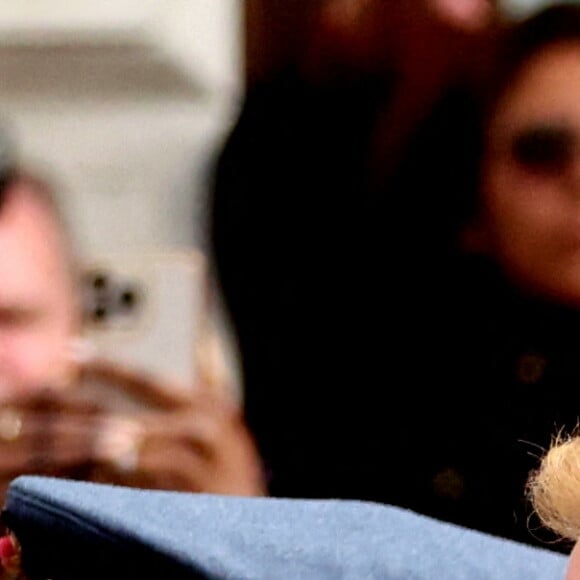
0,0,243,257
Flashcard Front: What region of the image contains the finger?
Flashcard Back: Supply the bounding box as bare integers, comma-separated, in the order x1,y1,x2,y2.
137,413,267,496
0,411,143,472
92,416,144,473
0,411,96,473
3,388,101,416
140,403,241,450
136,437,214,491
78,359,195,411
135,431,265,495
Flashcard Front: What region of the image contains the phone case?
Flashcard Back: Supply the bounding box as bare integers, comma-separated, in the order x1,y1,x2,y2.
80,251,207,396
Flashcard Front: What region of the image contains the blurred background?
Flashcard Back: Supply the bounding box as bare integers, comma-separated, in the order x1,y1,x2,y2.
0,0,560,397
0,0,552,257
0,0,241,255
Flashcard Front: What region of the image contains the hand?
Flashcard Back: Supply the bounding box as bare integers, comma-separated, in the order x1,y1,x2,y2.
115,393,267,496
0,392,106,500
77,359,268,496
0,362,267,499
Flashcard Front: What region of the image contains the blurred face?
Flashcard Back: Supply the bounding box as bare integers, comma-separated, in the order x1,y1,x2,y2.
481,41,580,306
0,182,78,401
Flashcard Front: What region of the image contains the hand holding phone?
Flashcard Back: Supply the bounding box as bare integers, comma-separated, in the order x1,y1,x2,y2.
0,367,266,501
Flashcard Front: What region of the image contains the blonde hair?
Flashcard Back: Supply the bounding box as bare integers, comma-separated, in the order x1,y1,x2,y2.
527,431,580,543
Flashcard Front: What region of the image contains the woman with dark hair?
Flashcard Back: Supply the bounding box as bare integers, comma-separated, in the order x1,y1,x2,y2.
211,0,495,501
211,0,580,550
428,1,580,549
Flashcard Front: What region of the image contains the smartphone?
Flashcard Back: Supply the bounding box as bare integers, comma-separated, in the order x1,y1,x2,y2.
79,251,207,397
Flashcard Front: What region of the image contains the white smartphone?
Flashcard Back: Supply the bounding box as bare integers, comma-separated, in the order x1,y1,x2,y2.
79,251,207,397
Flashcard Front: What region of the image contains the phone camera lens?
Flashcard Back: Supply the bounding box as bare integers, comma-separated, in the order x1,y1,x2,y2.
92,273,109,291
119,286,140,312
91,305,108,322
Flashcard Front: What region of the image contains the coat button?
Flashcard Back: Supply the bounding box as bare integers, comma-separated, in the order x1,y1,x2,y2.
516,353,546,385
432,466,465,500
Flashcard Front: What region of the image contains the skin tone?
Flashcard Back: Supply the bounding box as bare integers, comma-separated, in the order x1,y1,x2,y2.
477,41,580,572
0,181,78,400
0,179,266,497
479,41,580,307
568,541,580,580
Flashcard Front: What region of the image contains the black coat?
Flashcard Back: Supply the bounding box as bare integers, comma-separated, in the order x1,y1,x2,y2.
209,68,579,551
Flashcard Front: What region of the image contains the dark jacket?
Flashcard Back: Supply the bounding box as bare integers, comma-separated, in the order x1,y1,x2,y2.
209,67,576,551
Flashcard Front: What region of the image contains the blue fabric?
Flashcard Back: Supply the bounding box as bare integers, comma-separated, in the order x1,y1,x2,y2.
4,476,568,579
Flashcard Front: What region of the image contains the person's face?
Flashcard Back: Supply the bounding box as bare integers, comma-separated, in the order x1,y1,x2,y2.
0,182,78,401
481,41,580,306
